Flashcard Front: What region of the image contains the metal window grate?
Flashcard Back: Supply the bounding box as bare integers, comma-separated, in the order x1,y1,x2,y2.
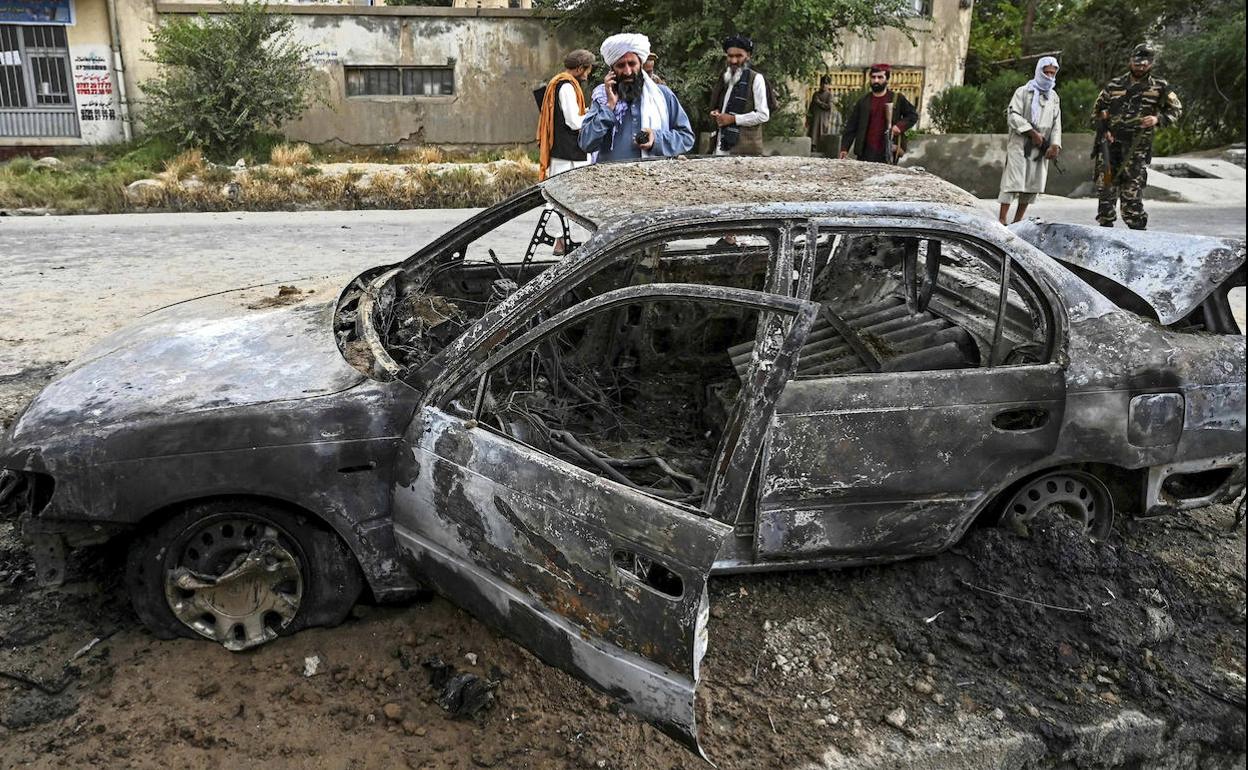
345,66,455,97
402,67,454,96
0,23,78,137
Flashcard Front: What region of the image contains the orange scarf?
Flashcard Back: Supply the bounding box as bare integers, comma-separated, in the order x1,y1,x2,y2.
537,72,586,181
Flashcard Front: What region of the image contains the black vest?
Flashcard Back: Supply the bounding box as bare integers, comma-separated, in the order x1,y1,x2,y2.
551,81,587,162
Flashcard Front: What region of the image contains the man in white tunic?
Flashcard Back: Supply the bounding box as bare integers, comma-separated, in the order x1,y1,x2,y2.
998,56,1063,224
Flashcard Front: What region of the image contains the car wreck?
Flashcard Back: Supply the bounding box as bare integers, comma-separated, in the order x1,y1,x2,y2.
0,157,1244,757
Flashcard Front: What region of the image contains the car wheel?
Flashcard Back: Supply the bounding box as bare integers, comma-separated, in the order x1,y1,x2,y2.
1000,469,1114,539
125,500,363,651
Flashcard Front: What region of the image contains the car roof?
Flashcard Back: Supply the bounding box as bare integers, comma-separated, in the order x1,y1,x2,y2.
540,156,982,227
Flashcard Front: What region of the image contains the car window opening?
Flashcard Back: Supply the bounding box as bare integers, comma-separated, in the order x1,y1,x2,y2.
460,298,762,507
772,231,1049,379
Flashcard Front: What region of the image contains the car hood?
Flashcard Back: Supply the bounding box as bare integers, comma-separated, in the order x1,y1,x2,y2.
8,280,363,443
1010,221,1245,325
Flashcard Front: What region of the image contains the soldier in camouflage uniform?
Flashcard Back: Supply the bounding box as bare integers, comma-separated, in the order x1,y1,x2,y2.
1092,44,1182,229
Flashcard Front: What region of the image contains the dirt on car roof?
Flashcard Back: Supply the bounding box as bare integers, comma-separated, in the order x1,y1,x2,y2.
1,368,1243,770
541,157,982,225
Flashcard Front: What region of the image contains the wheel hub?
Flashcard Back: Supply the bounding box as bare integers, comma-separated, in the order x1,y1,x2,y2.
1003,471,1113,538
164,520,304,651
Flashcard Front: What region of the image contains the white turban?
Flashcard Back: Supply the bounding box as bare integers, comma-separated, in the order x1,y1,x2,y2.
600,33,651,67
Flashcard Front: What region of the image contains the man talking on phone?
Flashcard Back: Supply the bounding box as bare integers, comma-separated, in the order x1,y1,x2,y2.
579,33,695,161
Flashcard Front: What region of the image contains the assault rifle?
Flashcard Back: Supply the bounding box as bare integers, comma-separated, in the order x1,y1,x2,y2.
884,101,896,164
1024,132,1065,174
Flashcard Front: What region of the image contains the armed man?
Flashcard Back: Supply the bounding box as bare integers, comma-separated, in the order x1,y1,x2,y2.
1092,44,1182,229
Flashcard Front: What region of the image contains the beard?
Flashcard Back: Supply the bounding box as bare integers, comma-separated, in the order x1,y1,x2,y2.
870,82,887,94
616,74,644,104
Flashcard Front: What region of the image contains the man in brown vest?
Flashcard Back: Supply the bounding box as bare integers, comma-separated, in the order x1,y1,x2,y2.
537,49,595,181
709,34,773,156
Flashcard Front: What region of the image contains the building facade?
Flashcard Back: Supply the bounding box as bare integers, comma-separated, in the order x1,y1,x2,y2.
1,0,130,147
817,0,974,132
1,0,967,150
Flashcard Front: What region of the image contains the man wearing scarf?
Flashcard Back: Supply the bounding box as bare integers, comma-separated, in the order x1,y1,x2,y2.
536,49,595,181
997,56,1062,224
708,34,772,156
838,64,918,163
1092,44,1182,230
579,33,695,162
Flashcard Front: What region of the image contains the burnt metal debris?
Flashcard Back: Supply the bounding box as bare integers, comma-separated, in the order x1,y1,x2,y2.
0,157,1244,758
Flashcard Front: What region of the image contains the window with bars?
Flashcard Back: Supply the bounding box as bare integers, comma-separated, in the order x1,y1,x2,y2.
1,23,78,137
345,66,454,97
1,24,72,109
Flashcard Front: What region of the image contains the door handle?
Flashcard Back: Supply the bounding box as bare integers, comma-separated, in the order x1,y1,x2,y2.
992,408,1050,431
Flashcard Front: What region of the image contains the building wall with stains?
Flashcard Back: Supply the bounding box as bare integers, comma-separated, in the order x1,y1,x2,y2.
115,2,573,147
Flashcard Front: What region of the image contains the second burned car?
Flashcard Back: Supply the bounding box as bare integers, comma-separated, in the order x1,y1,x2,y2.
1,158,1244,755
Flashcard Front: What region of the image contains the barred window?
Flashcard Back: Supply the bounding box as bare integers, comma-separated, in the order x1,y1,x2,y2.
345,66,454,97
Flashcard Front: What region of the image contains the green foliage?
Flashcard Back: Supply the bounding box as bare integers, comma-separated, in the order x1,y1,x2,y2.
929,85,987,134
140,1,315,159
767,107,805,139
382,0,450,5
1057,78,1099,134
1159,0,1245,145
547,0,918,135
1152,124,1203,156
979,71,1026,133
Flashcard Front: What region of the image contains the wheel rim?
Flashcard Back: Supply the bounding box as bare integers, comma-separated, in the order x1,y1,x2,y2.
163,515,304,651
1003,471,1114,539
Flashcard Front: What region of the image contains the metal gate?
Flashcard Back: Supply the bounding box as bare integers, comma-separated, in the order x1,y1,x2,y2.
1,24,80,138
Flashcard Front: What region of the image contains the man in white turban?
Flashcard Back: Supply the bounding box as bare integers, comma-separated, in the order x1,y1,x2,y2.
579,33,695,161
997,56,1062,224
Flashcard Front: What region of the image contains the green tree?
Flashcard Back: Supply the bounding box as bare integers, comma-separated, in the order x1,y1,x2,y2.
141,1,315,158
1159,0,1245,144
1056,77,1099,134
979,71,1026,133
544,0,918,136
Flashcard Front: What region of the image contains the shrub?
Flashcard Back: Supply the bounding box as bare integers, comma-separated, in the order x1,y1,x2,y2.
1153,125,1205,157
141,1,315,159
980,72,1027,133
929,85,987,134
1058,78,1099,134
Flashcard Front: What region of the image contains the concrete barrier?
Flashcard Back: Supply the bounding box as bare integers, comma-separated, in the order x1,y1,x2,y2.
899,133,1095,198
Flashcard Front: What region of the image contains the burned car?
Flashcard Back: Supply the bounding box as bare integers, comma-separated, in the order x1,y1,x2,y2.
1,158,1244,754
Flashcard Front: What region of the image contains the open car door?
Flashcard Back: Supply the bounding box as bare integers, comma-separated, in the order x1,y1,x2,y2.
391,284,816,756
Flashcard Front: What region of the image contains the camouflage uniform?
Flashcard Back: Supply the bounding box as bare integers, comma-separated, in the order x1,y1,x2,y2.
1092,59,1182,229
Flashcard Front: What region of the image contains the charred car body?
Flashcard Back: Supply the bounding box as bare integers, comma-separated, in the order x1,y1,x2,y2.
1,158,1244,754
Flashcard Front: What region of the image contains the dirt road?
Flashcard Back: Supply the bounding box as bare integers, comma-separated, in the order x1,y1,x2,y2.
1,207,1244,768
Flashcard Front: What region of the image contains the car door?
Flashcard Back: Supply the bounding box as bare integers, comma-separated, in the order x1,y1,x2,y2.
755,224,1067,561
391,284,816,755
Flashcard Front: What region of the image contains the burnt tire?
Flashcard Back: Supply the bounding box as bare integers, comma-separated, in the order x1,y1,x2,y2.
124,500,364,650
999,469,1115,540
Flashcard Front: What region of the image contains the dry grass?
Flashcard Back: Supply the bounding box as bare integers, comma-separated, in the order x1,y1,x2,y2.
163,148,206,181
412,146,445,164
270,142,314,167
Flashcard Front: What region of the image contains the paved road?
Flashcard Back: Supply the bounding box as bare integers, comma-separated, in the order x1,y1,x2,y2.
1,201,1243,377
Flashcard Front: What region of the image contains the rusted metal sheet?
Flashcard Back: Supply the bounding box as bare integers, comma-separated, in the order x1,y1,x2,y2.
1010,220,1246,325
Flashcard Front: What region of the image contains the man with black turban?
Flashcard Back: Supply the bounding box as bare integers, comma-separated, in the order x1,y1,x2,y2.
708,34,775,156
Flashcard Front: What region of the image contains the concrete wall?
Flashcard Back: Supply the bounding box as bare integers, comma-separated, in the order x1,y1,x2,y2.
116,2,572,147
899,133,1095,197
823,0,973,130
